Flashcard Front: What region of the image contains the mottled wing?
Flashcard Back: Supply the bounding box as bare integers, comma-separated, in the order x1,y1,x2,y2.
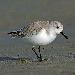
8,21,50,38
21,21,50,37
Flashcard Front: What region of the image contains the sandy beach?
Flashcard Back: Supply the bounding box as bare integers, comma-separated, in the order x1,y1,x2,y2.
0,0,75,75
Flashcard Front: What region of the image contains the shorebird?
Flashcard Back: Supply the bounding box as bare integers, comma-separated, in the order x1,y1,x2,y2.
8,20,68,62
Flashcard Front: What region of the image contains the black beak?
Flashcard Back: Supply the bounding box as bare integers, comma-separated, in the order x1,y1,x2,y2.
60,31,68,39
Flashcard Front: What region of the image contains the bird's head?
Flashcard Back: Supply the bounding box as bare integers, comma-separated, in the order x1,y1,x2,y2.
50,21,68,39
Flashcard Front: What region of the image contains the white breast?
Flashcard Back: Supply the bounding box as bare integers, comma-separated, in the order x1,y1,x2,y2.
28,28,57,45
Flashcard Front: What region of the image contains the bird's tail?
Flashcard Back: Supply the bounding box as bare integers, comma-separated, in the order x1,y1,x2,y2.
8,30,24,38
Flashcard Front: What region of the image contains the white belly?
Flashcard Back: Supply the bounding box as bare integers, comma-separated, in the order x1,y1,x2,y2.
28,29,56,45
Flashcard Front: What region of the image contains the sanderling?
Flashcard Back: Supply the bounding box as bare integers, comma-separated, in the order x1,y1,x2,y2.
8,20,68,62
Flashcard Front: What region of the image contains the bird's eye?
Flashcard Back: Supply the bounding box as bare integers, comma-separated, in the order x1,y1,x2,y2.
56,26,59,29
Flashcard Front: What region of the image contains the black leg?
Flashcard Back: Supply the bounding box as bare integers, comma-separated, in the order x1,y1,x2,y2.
38,46,42,61
32,47,39,59
32,46,42,62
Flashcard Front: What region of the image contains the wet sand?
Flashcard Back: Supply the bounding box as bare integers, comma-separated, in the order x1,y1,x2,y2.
0,0,75,75
0,53,75,75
